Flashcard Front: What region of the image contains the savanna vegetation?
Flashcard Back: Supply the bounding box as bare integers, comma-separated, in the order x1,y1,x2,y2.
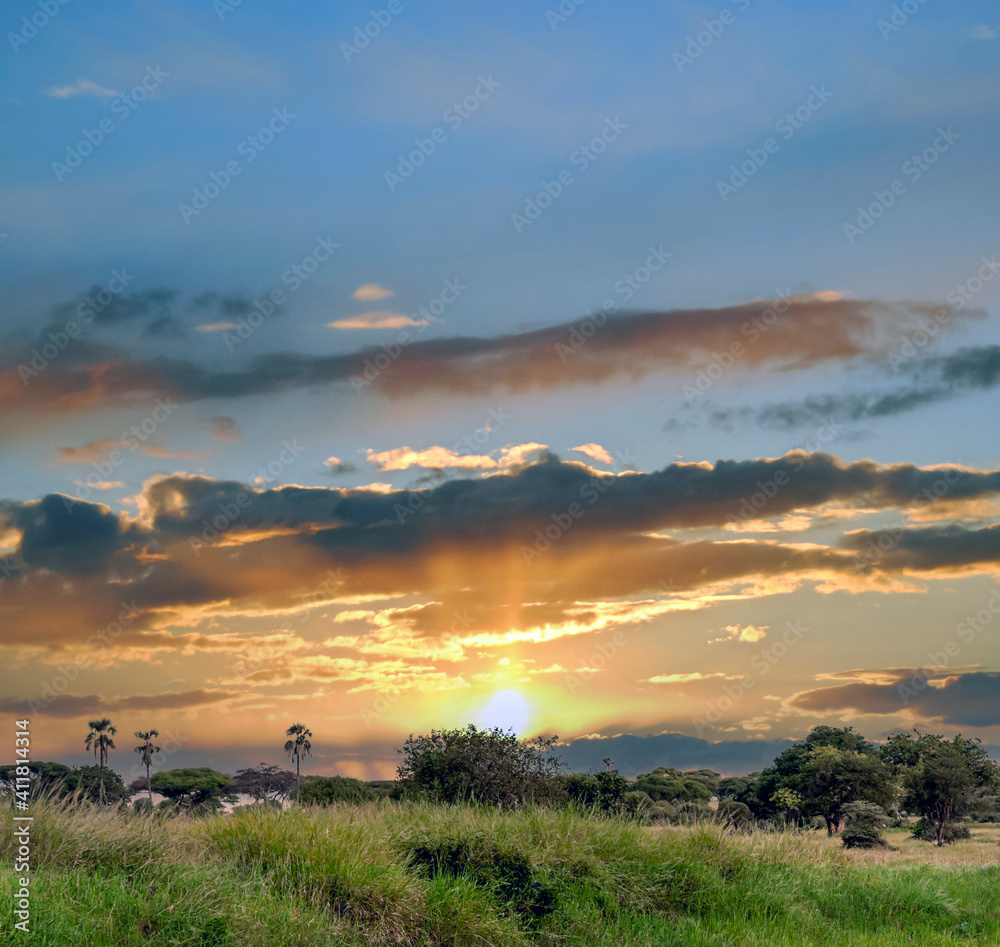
2,721,998,945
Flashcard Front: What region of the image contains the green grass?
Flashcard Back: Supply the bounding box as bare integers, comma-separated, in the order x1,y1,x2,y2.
2,801,998,945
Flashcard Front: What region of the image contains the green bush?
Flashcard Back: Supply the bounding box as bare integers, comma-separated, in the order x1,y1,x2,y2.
911,819,971,844
841,802,889,849
716,800,752,829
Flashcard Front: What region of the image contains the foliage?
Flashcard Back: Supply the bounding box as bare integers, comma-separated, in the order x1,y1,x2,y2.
283,723,313,803
841,802,889,849
233,763,297,806
406,832,557,922
632,768,715,804
299,774,376,806
896,733,999,845
84,718,118,805
716,799,753,829
396,725,564,807
150,768,236,813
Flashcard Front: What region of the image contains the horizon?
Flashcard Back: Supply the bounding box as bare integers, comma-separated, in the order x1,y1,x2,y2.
2,0,999,781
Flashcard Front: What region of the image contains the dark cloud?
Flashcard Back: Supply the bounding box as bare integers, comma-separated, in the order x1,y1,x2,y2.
0,689,241,719
707,345,1000,430
0,298,968,414
790,671,1000,727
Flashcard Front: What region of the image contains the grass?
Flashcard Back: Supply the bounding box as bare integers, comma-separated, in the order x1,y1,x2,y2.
2,801,998,945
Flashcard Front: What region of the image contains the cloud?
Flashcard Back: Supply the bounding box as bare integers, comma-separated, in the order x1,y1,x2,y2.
72,480,124,491
364,443,548,473
708,344,1000,430
972,25,996,40
2,296,966,416
711,624,769,644
324,455,358,475
353,284,395,301
789,671,1000,727
570,443,614,465
206,416,240,442
647,672,732,683
46,78,120,98
56,438,197,463
0,688,241,719
328,311,429,330
195,322,238,332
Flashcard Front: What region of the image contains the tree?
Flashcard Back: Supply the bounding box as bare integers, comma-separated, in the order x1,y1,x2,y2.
149,768,236,813
900,733,999,845
284,723,313,803
68,765,131,806
133,730,161,809
233,763,296,807
85,718,117,805
742,727,892,832
396,725,564,807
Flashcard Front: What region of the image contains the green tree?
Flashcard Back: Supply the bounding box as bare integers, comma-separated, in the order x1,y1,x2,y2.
85,718,117,805
840,801,889,849
796,745,895,834
284,723,313,803
68,765,131,806
396,725,563,807
149,768,236,813
901,734,999,845
132,730,161,809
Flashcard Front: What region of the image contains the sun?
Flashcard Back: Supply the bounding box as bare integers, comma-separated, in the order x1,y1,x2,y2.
477,689,531,735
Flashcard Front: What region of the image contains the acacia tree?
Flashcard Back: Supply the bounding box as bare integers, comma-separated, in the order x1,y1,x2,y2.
234,763,297,807
284,723,313,803
85,718,118,805
795,745,895,835
133,730,161,809
150,768,235,813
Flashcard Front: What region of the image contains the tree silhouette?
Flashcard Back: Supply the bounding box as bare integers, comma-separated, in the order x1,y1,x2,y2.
284,723,313,803
133,730,161,809
85,718,117,805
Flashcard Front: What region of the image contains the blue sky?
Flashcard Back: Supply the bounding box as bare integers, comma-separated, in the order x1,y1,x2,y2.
2,0,999,777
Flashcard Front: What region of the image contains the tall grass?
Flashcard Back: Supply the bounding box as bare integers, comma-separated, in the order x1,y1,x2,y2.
2,799,997,945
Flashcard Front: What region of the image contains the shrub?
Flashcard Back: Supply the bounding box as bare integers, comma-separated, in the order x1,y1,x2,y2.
911,819,971,844
406,832,557,922
716,800,752,829
840,802,889,849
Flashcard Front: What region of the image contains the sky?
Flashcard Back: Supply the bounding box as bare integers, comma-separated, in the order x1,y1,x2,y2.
2,0,999,781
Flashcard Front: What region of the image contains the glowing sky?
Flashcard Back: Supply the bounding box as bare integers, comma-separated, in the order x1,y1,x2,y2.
2,0,999,779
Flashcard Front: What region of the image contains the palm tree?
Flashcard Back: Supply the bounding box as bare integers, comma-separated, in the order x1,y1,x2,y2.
85,719,118,805
284,723,313,803
133,730,161,809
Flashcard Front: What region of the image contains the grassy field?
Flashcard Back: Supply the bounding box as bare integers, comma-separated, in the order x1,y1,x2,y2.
2,802,998,946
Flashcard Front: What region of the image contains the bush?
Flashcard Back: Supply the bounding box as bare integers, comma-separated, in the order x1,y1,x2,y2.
299,775,375,806
716,800,752,829
840,802,889,849
646,802,679,823
912,819,972,844
405,832,557,922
